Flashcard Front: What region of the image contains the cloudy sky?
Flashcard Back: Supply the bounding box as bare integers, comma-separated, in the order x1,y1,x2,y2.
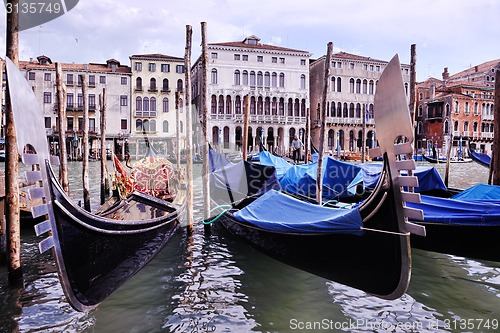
1,0,499,81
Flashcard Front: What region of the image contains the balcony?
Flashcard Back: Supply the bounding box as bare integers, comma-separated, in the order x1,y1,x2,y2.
134,111,157,118
210,113,306,125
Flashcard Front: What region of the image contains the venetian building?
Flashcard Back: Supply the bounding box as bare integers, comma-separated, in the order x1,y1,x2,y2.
129,54,187,158
416,67,495,158
191,35,312,154
309,52,410,157
18,55,132,159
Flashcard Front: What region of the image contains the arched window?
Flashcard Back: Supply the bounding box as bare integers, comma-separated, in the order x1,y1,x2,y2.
136,96,142,111
143,97,149,112
337,77,342,92
149,120,156,132
355,79,361,93
264,72,270,87
272,72,277,87
250,71,256,86
211,95,217,114
257,96,263,115
349,78,355,93
150,78,156,91
150,97,156,112
235,96,241,114
257,71,263,86
369,80,374,94
279,73,285,88
218,96,224,114
300,74,306,89
331,77,336,92
162,78,169,92
242,71,248,85
163,97,169,112
136,77,142,90
234,70,241,85
226,96,232,114
177,79,183,92
163,120,169,133
135,119,142,131
211,69,218,84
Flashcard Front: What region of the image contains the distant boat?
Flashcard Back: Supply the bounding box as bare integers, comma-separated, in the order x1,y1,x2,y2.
422,154,472,164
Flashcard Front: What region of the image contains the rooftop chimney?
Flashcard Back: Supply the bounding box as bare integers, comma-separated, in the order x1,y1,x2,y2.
442,67,449,81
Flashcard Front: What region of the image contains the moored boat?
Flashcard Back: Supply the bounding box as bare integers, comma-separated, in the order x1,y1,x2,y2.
469,149,491,167
208,55,425,299
5,57,186,312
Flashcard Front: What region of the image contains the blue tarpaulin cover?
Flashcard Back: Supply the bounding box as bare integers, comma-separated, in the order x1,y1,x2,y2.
451,184,500,201
470,150,491,166
407,194,500,226
259,152,447,198
260,151,363,200
259,151,293,179
233,190,364,235
358,163,447,193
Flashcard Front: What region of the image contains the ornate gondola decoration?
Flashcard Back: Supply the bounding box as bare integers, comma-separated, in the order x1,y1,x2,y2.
209,55,425,299
5,58,185,312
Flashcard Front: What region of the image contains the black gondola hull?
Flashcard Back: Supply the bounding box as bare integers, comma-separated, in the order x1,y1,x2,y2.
411,223,500,262
212,160,412,299
46,162,184,311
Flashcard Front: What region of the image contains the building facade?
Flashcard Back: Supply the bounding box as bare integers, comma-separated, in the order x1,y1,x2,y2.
309,52,411,157
416,74,495,158
19,55,132,159
129,54,187,158
191,35,312,155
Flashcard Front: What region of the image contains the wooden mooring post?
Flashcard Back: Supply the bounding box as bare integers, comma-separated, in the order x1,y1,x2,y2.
56,62,70,194
184,24,194,232
5,0,22,283
0,171,6,265
492,63,500,185
201,22,211,233
316,42,333,205
100,88,107,205
80,74,91,211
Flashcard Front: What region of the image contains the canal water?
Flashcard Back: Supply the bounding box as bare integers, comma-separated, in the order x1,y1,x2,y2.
0,161,499,332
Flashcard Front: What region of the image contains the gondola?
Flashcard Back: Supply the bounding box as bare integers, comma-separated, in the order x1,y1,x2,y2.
5,58,186,312
407,184,500,262
422,154,472,164
469,149,491,167
208,55,425,300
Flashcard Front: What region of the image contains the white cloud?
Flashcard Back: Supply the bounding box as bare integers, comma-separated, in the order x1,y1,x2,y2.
1,0,500,80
